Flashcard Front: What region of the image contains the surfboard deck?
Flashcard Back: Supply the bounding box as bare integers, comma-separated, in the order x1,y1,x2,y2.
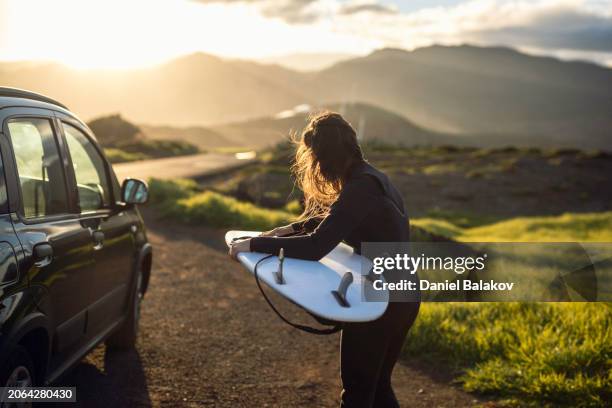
225,231,389,322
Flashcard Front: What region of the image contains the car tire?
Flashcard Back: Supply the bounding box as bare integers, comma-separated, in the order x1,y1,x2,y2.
0,345,36,407
106,268,143,350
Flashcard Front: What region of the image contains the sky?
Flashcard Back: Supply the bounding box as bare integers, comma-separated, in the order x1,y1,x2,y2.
0,0,611,69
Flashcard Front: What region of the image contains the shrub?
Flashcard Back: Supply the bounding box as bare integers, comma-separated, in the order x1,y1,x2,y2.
148,178,199,203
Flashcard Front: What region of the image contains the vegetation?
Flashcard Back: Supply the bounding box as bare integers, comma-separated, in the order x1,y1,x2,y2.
219,142,612,223
405,303,610,407
104,148,148,163
412,211,612,242
148,178,293,230
408,211,612,407
88,114,199,163
458,212,612,242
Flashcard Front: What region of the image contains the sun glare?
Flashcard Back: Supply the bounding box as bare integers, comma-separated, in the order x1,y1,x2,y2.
0,0,373,70
1,0,230,69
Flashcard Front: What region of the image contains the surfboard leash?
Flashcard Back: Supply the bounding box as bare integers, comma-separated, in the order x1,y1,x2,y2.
253,254,342,336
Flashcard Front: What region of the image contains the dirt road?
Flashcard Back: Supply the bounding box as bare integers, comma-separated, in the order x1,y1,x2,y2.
55,209,485,407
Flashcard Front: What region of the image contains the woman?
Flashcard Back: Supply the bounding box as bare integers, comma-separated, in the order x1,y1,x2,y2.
229,111,420,408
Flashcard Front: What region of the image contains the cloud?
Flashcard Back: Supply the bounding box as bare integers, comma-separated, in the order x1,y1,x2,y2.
469,7,612,51
329,0,612,57
191,0,395,23
190,0,612,62
191,0,320,23
339,2,397,16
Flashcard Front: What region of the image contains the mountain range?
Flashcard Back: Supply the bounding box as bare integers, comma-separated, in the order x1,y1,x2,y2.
141,102,463,150
1,45,611,149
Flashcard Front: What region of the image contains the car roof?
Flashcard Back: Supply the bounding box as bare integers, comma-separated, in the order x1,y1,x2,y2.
0,87,87,128
0,87,68,109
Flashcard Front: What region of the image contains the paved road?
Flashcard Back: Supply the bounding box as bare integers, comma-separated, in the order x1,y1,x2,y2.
112,153,255,182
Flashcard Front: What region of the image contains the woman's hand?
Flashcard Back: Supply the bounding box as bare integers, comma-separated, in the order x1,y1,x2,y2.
260,225,294,237
229,238,251,260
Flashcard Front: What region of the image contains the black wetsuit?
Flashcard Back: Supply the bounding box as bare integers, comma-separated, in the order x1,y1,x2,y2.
250,161,420,408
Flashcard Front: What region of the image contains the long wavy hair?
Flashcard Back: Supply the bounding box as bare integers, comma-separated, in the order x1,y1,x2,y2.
292,111,364,220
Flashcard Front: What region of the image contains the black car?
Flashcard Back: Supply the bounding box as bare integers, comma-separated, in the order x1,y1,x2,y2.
0,87,152,389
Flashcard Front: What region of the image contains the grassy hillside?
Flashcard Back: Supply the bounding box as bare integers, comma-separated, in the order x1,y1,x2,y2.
88,114,198,163
212,144,612,218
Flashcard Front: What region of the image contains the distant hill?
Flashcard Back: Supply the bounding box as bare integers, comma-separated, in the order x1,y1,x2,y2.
312,45,612,149
139,124,238,149
89,114,143,147
2,45,611,149
0,54,308,126
88,114,198,162
257,52,357,71
216,102,465,148
143,102,467,150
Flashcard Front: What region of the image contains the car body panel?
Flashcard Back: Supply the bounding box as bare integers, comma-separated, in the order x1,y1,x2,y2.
0,92,151,384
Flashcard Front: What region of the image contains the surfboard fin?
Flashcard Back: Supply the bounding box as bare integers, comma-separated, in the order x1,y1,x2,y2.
332,272,353,308
273,248,286,285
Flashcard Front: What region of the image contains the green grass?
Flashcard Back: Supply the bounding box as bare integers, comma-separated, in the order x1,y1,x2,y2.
422,208,502,229
405,303,610,407
413,212,612,242
148,178,293,230
459,212,612,242
409,211,612,406
105,140,200,163
119,139,199,158
104,148,148,163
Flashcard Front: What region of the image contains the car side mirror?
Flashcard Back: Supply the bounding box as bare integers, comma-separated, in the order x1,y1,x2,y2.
121,178,149,204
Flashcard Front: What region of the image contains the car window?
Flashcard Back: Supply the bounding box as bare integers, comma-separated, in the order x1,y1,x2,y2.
62,123,110,212
7,118,69,218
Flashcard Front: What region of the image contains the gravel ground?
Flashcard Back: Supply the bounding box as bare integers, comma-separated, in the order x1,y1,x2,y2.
55,209,488,407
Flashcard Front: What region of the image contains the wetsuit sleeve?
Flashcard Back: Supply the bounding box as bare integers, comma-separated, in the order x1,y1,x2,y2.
291,217,323,233
250,176,379,260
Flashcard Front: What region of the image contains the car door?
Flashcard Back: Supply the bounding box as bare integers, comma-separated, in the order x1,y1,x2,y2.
57,118,136,335
1,109,96,365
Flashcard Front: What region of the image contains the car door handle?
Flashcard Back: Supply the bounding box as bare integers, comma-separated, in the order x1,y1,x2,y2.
33,243,53,267
92,230,105,251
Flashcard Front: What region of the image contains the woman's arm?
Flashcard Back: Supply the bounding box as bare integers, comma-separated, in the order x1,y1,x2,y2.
249,176,379,260
290,216,324,233
260,224,295,237
261,216,323,237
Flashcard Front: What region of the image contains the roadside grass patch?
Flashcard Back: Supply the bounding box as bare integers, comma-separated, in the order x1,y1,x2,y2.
404,303,611,407
104,148,148,163
407,211,612,407
458,211,612,242
148,178,293,230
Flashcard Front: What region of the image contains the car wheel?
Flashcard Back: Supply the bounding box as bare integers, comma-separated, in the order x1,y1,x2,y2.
106,268,143,350
0,345,35,408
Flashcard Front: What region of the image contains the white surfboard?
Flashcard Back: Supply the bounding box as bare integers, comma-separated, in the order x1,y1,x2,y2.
225,230,389,322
